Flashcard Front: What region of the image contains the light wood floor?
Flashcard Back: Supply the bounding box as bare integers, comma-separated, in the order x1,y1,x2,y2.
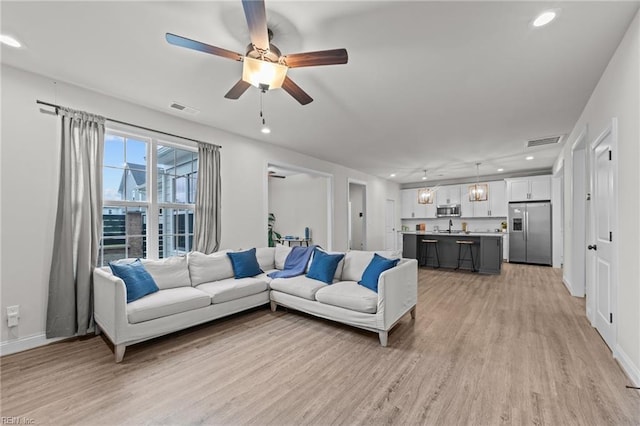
1,263,639,425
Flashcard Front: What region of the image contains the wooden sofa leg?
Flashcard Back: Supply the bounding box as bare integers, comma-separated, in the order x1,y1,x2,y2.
270,300,277,312
410,306,416,319
115,344,126,363
378,331,388,347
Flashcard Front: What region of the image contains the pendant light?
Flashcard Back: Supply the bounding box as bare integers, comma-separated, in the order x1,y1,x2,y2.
469,163,488,202
417,170,433,204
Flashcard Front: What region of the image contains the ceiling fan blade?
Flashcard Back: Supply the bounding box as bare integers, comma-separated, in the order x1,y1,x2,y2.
224,80,252,100
281,76,313,105
166,33,243,62
241,0,270,52
282,49,348,68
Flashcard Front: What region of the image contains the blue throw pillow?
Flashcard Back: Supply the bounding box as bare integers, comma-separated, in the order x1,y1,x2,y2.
227,248,263,279
358,254,400,293
306,248,345,284
109,259,159,303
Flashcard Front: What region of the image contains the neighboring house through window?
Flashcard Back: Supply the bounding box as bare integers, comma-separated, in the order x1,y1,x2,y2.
100,130,197,265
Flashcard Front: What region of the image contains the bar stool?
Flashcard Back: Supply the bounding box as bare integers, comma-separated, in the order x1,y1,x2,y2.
419,239,440,268
455,240,477,272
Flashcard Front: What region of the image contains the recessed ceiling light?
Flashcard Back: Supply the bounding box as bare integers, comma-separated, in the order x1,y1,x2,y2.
533,10,557,28
421,176,427,180
261,126,271,134
526,156,534,160
497,168,504,172
389,173,396,178
0,34,22,48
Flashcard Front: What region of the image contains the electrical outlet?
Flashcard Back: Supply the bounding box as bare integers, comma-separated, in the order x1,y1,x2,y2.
7,305,19,327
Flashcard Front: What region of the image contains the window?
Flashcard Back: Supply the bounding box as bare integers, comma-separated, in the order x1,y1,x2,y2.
99,131,197,266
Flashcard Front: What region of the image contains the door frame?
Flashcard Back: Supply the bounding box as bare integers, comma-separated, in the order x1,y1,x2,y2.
264,161,334,250
568,126,588,299
588,118,618,352
347,178,367,251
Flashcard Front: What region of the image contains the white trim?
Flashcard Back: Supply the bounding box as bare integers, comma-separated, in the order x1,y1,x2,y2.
570,127,588,301
615,344,640,387
265,161,334,251
562,276,573,295
0,334,68,357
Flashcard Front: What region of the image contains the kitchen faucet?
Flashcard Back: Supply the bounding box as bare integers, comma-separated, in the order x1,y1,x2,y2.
448,219,453,233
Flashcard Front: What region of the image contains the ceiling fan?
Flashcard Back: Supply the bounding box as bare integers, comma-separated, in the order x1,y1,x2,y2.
166,0,348,105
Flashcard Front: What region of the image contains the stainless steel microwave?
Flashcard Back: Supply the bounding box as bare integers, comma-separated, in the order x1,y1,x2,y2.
436,204,461,217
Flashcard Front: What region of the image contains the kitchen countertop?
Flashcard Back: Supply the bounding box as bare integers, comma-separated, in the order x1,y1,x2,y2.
401,231,506,237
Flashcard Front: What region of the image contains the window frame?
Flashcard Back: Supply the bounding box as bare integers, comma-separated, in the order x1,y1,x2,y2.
100,128,197,264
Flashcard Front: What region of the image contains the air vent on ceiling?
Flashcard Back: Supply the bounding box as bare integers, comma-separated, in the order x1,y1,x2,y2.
526,135,562,148
170,102,200,115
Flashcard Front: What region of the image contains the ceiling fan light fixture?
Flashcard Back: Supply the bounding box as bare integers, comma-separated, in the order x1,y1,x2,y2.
242,57,288,90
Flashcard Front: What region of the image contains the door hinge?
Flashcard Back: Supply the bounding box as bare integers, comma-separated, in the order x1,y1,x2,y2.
609,231,612,242
610,313,613,324
609,150,612,161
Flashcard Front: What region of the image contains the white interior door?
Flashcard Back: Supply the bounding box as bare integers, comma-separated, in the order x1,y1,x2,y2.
590,123,616,351
385,199,396,250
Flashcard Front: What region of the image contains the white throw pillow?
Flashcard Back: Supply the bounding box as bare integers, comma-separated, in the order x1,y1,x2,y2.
256,247,275,271
187,250,234,286
274,244,292,270
141,256,191,290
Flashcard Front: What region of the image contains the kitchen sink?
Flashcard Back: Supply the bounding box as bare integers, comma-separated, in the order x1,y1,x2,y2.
437,230,463,234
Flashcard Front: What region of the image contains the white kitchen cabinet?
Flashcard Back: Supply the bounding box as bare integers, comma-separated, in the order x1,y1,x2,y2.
506,175,551,202
460,180,506,217
436,184,461,205
488,180,507,217
400,188,435,218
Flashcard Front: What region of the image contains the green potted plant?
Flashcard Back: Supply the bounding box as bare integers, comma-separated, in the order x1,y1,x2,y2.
268,213,281,247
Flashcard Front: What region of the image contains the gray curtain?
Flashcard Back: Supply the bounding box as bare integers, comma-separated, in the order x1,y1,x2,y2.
46,107,104,338
193,143,221,254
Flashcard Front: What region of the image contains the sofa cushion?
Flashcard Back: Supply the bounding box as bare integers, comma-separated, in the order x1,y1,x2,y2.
188,250,234,286
274,244,292,270
270,275,327,301
315,281,378,314
341,250,402,282
109,259,159,303
227,248,263,279
306,248,345,284
196,277,268,304
258,269,278,286
141,256,191,290
256,247,275,271
126,287,211,324
359,254,400,293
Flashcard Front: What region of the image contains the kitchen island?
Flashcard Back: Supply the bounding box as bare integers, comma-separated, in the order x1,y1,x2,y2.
402,232,503,274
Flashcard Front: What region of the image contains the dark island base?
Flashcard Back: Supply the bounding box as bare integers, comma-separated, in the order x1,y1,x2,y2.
403,234,503,274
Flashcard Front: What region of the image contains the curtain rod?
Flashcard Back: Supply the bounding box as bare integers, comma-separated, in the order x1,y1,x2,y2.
36,100,221,149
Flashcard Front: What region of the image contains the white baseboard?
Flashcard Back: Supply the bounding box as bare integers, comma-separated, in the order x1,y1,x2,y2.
0,333,67,357
615,344,640,387
562,276,573,295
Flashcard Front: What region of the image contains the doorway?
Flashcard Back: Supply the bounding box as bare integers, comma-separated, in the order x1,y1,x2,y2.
348,180,367,251
266,163,333,250
588,119,618,351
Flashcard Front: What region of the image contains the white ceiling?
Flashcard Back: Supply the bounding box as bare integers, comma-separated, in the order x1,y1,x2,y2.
2,1,638,183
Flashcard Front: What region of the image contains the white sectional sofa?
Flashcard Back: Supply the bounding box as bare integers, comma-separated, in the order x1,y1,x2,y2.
93,246,417,362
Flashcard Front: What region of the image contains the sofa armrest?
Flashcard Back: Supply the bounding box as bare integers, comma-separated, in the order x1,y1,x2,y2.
93,268,128,344
377,259,418,330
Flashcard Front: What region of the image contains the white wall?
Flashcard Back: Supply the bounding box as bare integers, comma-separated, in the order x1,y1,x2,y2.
0,64,401,352
553,11,640,385
268,174,328,248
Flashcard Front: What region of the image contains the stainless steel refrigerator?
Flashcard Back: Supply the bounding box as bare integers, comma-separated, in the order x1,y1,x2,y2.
509,202,552,265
